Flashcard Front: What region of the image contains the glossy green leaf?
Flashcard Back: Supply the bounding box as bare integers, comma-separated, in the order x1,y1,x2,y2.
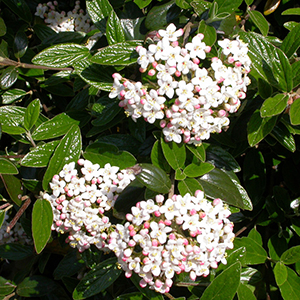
86,0,113,32
217,247,246,273
257,78,272,99
21,141,59,168
215,0,243,13
0,158,18,175
281,246,300,265
83,142,136,169
290,97,300,125
234,237,268,265
106,10,125,45
0,18,6,37
42,125,82,190
248,228,263,245
161,139,186,170
13,30,28,59
2,0,32,23
136,163,171,194
16,275,57,297
276,266,300,300
282,8,300,15
184,162,214,178
1,89,27,104
32,44,90,68
134,0,152,9
198,20,217,47
0,174,23,206
200,262,241,300
73,257,122,299
0,66,18,90
247,110,277,146
32,113,79,141
145,0,181,31
178,177,203,197
237,283,256,300
240,267,263,285
0,106,26,135
284,21,298,31
91,41,141,66
24,99,41,131
0,243,33,260
248,10,269,36
0,276,16,296
260,94,288,117
191,0,211,16
32,199,53,254
281,23,300,58
292,61,300,89
270,122,296,152
268,233,288,261
186,144,206,162
198,168,252,210
151,140,171,173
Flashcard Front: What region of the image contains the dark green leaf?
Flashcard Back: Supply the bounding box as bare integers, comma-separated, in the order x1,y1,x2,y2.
0,210,5,229
292,60,300,89
91,41,141,66
281,23,300,58
0,158,18,175
268,233,288,261
175,168,186,180
136,163,171,194
186,144,206,162
247,110,277,146
73,257,122,299
198,20,217,47
134,0,152,9
83,142,136,169
200,262,241,300
41,31,86,45
24,99,41,131
234,237,268,265
257,78,272,99
151,140,171,173
273,186,290,212
178,177,203,196
115,292,147,300
215,0,243,13
42,125,82,190
106,10,125,45
290,97,300,125
240,267,263,285
2,0,32,23
32,113,79,141
270,122,296,152
0,243,33,260
32,44,90,68
21,141,59,168
161,139,186,170
1,89,27,104
281,246,300,265
184,162,214,178
13,30,28,59
0,276,16,296
33,24,56,41
0,18,6,37
0,66,18,90
237,283,256,300
248,10,269,36
0,174,23,206
191,1,212,16
260,94,288,117
32,199,53,254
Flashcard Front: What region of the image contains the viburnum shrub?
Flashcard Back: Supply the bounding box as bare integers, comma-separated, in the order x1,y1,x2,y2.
109,23,251,145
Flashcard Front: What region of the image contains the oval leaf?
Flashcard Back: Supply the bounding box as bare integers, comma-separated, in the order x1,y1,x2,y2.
161,138,186,170
106,10,125,45
260,94,288,117
281,246,300,265
290,97,300,125
24,99,41,131
0,106,26,135
0,174,23,206
178,177,203,197
0,158,18,175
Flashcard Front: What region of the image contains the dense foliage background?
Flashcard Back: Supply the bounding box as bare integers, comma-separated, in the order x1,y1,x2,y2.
0,0,300,299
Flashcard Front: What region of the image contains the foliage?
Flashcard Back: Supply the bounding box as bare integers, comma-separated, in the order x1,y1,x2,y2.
0,0,300,299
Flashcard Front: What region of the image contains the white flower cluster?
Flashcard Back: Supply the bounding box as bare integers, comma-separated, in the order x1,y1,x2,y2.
108,191,234,293
43,159,135,252
109,23,251,145
35,1,101,49
0,214,32,246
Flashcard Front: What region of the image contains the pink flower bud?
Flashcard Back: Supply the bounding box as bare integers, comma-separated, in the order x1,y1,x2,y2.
148,69,156,76
144,221,150,229
160,120,167,128
154,211,161,217
139,67,147,73
152,239,158,247
193,58,200,65
139,279,147,288
155,279,162,288
164,220,172,226
175,70,181,77
169,233,176,240
152,61,158,68
205,46,211,53
228,56,235,64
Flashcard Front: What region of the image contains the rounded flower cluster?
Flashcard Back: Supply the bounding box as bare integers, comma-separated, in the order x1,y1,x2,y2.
0,214,32,246
43,159,135,252
109,23,251,145
108,191,234,293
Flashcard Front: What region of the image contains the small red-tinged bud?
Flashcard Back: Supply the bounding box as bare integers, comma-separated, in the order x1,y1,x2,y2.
125,271,132,278
218,109,226,117
136,202,141,208
128,224,134,231
99,208,104,214
57,204,63,210
228,56,235,64
217,77,225,84
56,220,63,227
178,28,184,36
172,104,179,112
211,57,218,63
154,211,161,217
183,238,188,246
190,231,197,237
120,89,126,97
159,219,164,225
139,67,147,73
211,261,218,269
205,46,211,53
190,209,197,215
139,279,147,288
112,73,122,80
190,271,197,281
169,233,176,240
166,278,173,288
156,194,164,203
136,45,142,52
175,70,181,77
199,212,206,218
142,250,149,256
166,109,172,118
193,57,200,65
148,69,156,76
224,103,231,111
128,99,135,105
152,61,158,68
53,174,59,181
144,221,150,229
102,216,109,224
183,136,190,143
195,136,201,141
155,279,163,288
172,41,179,47
129,230,136,237
164,220,172,226
238,92,246,99
186,244,193,252
152,239,159,247
194,245,201,254
235,61,242,67
160,120,167,128
181,48,188,56
60,213,66,220
172,194,177,201
176,217,184,224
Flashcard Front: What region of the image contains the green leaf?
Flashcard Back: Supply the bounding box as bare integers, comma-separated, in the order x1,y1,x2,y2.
0,18,6,37
0,210,5,229
115,292,147,300
145,1,181,31
32,113,79,141
217,247,246,273
247,110,277,146
0,276,16,296
257,78,272,99
0,106,26,135
268,233,288,261
1,0,32,23
0,243,33,260
32,44,90,68
292,61,300,89
151,140,171,173
73,257,122,299
91,41,141,66
42,125,82,190
290,97,300,125
281,246,300,265
260,94,288,117
184,162,214,178
175,168,186,180
0,66,18,90
234,237,268,265
281,23,300,58
1,89,27,104
270,122,296,152
161,139,186,170
240,267,262,285
0,158,18,175
0,174,23,206
186,144,206,162
86,0,113,32
134,0,152,9
237,283,256,300
13,30,28,59
215,0,243,13
248,10,269,36
200,262,241,300
106,10,125,45
282,8,300,15
191,0,212,16
198,20,217,47
21,141,59,168
276,266,300,300
24,99,41,131
274,262,288,286
83,142,136,169
32,199,53,254
198,168,252,210
16,275,56,297
178,177,203,196
136,163,171,194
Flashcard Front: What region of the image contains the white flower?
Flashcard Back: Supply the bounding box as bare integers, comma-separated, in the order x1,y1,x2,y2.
176,81,194,102
291,199,300,209
158,23,184,42
185,34,206,59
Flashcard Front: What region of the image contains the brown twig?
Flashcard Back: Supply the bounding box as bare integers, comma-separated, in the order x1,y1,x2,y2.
0,203,12,210
168,171,175,199
183,13,198,46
